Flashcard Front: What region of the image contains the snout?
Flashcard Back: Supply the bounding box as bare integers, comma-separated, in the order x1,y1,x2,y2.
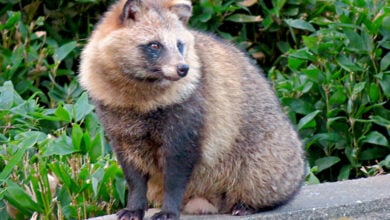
177,64,189,77
162,63,190,81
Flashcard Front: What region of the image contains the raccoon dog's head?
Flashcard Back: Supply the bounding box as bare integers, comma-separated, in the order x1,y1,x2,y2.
79,0,200,110
103,0,195,84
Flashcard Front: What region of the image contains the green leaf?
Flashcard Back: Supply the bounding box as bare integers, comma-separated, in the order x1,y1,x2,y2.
369,83,380,102
338,165,351,181
345,147,360,168
49,163,74,189
305,172,320,185
74,93,95,122
347,99,353,114
311,16,333,26
115,176,126,205
305,165,320,184
9,46,24,75
352,82,366,97
35,16,45,26
92,167,104,197
196,12,212,23
302,66,323,83
363,131,389,147
71,124,83,150
226,14,262,23
0,131,46,182
44,136,79,156
329,90,347,105
282,98,314,115
284,7,299,16
360,147,388,161
285,19,315,32
370,115,390,128
297,110,321,130
62,205,78,219
99,165,121,196
1,11,21,30
15,131,47,148
344,28,365,51
88,133,103,162
4,181,43,214
336,55,363,72
302,36,318,51
380,154,390,169
379,74,390,97
381,52,390,72
288,56,305,70
315,156,341,173
55,104,72,122
289,48,315,61
0,81,15,109
276,41,290,53
274,0,287,10
54,41,77,62
382,15,390,32
82,131,91,153
312,132,344,144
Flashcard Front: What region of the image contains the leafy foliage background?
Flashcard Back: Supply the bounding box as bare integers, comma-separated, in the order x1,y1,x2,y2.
0,0,389,219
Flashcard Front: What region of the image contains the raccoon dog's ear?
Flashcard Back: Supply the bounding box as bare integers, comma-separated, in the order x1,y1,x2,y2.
121,0,142,21
169,0,192,24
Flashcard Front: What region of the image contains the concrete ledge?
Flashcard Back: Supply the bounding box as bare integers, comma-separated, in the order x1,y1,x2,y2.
90,174,390,220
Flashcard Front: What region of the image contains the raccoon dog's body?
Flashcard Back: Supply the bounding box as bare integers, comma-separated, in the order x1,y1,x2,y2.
79,0,305,219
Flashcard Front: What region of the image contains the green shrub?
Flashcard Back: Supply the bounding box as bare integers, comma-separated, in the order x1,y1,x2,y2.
0,0,110,105
0,2,124,219
0,81,125,219
268,0,390,183
0,0,389,219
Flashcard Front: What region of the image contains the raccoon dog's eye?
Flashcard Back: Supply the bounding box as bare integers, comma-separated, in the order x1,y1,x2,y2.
149,42,162,50
177,41,184,55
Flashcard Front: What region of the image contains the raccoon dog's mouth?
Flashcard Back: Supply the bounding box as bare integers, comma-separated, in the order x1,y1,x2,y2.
129,68,168,83
131,74,162,83
133,76,162,83
131,67,180,83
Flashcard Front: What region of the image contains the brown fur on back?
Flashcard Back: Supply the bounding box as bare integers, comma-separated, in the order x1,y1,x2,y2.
79,0,305,216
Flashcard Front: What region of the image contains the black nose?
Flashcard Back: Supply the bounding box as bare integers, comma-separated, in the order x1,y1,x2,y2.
177,64,189,77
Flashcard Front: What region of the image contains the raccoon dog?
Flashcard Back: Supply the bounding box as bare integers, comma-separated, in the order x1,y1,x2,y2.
79,0,305,219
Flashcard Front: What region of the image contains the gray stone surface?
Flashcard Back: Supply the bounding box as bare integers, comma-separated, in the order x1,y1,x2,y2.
90,175,390,220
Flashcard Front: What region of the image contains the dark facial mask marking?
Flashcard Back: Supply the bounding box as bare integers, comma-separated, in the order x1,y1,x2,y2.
140,41,164,63
177,40,184,55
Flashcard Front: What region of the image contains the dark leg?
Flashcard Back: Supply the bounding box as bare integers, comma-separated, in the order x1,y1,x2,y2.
151,154,197,220
116,157,149,220
149,94,203,220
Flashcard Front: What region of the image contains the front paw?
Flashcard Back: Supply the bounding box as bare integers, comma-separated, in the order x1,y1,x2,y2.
117,209,145,220
231,202,256,216
151,211,178,220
